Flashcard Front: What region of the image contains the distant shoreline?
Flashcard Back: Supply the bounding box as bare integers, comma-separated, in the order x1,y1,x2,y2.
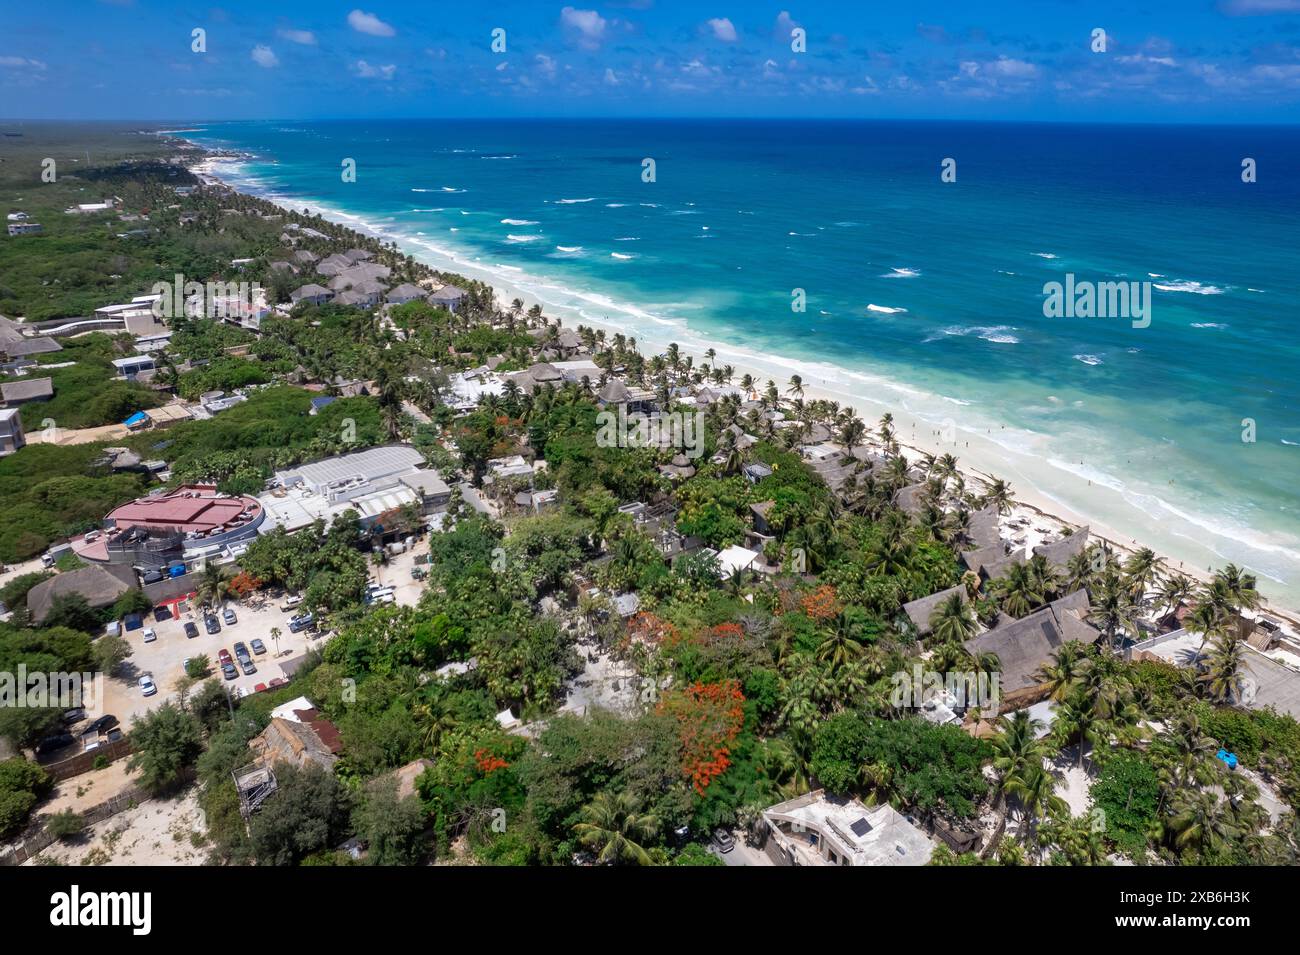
174,136,1300,631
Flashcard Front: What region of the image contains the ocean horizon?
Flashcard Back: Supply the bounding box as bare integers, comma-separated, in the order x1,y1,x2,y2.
182,118,1300,609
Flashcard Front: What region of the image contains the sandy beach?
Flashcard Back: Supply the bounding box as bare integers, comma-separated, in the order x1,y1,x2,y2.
185,149,1300,629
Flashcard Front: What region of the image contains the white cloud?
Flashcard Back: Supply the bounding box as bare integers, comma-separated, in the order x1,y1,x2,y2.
348,9,396,37
277,28,317,46
535,53,558,78
987,56,1038,78
353,59,396,79
561,7,607,49
706,17,738,42
774,11,799,39
604,67,621,86
0,55,47,69
251,45,279,68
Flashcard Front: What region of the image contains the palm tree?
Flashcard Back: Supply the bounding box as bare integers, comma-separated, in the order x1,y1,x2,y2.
816,626,864,673
786,375,804,399
195,562,229,610
982,478,1014,515
1200,631,1246,703
1063,549,1096,595
573,791,659,865
1155,572,1195,622
1122,547,1160,606
1035,643,1086,702
1087,572,1138,650
1212,563,1263,615
1051,695,1107,769
993,562,1043,618
929,593,977,643
1005,762,1068,825
1167,788,1238,857
1027,553,1062,602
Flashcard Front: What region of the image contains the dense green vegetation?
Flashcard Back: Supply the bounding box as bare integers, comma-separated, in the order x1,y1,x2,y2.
4,133,1298,870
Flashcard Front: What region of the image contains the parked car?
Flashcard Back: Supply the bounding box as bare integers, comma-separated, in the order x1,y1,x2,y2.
222,607,237,626
218,648,233,666
141,569,163,585
221,662,238,681
106,728,124,743
281,594,304,612
267,677,287,689
85,715,119,735
250,638,267,655
710,828,736,854
204,614,221,635
35,733,75,755
142,627,157,643
184,622,200,639
61,708,86,725
233,641,251,663
153,604,173,622
240,659,256,676
139,674,157,696
288,612,314,633
254,683,267,693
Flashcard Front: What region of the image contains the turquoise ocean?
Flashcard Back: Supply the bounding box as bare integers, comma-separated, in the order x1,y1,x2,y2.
179,119,1300,608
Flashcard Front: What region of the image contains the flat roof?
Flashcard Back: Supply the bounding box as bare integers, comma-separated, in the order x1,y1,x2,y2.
106,486,261,534
274,444,425,492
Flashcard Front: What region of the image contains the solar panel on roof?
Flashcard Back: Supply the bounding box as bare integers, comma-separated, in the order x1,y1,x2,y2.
850,817,873,837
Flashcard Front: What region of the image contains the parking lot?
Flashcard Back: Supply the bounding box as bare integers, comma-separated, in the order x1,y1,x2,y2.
97,590,331,733
21,535,436,762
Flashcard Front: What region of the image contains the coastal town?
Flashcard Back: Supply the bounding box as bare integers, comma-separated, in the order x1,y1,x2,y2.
1,128,1298,871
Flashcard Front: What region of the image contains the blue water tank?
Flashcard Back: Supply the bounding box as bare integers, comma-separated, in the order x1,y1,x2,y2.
168,563,186,578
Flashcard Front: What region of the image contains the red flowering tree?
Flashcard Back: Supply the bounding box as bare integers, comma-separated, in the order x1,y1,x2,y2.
227,571,263,598
657,680,746,795
800,584,842,624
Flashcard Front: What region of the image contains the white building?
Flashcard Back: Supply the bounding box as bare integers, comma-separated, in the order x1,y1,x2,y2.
260,444,451,533
762,791,935,867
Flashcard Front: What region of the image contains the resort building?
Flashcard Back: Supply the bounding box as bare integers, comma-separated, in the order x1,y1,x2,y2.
0,377,53,406
259,444,451,534
0,407,25,456
289,284,334,306
111,354,156,380
902,583,969,637
25,564,139,626
71,484,266,571
428,284,467,312
6,221,42,236
963,589,1100,707
760,790,934,867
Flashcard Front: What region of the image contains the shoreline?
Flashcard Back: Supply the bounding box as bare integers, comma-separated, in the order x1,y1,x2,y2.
179,143,1300,629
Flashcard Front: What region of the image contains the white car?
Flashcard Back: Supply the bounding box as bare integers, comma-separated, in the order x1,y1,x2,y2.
139,674,157,696
142,627,157,643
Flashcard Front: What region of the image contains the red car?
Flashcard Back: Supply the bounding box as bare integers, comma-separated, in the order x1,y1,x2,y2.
218,648,233,666
254,683,268,693
267,678,287,689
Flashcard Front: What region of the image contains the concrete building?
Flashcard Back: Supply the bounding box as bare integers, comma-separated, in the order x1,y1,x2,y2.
72,484,266,570
0,407,25,456
761,791,935,867
260,444,451,534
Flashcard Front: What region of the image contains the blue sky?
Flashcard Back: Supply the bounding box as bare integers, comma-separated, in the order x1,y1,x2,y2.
3,1,1300,122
